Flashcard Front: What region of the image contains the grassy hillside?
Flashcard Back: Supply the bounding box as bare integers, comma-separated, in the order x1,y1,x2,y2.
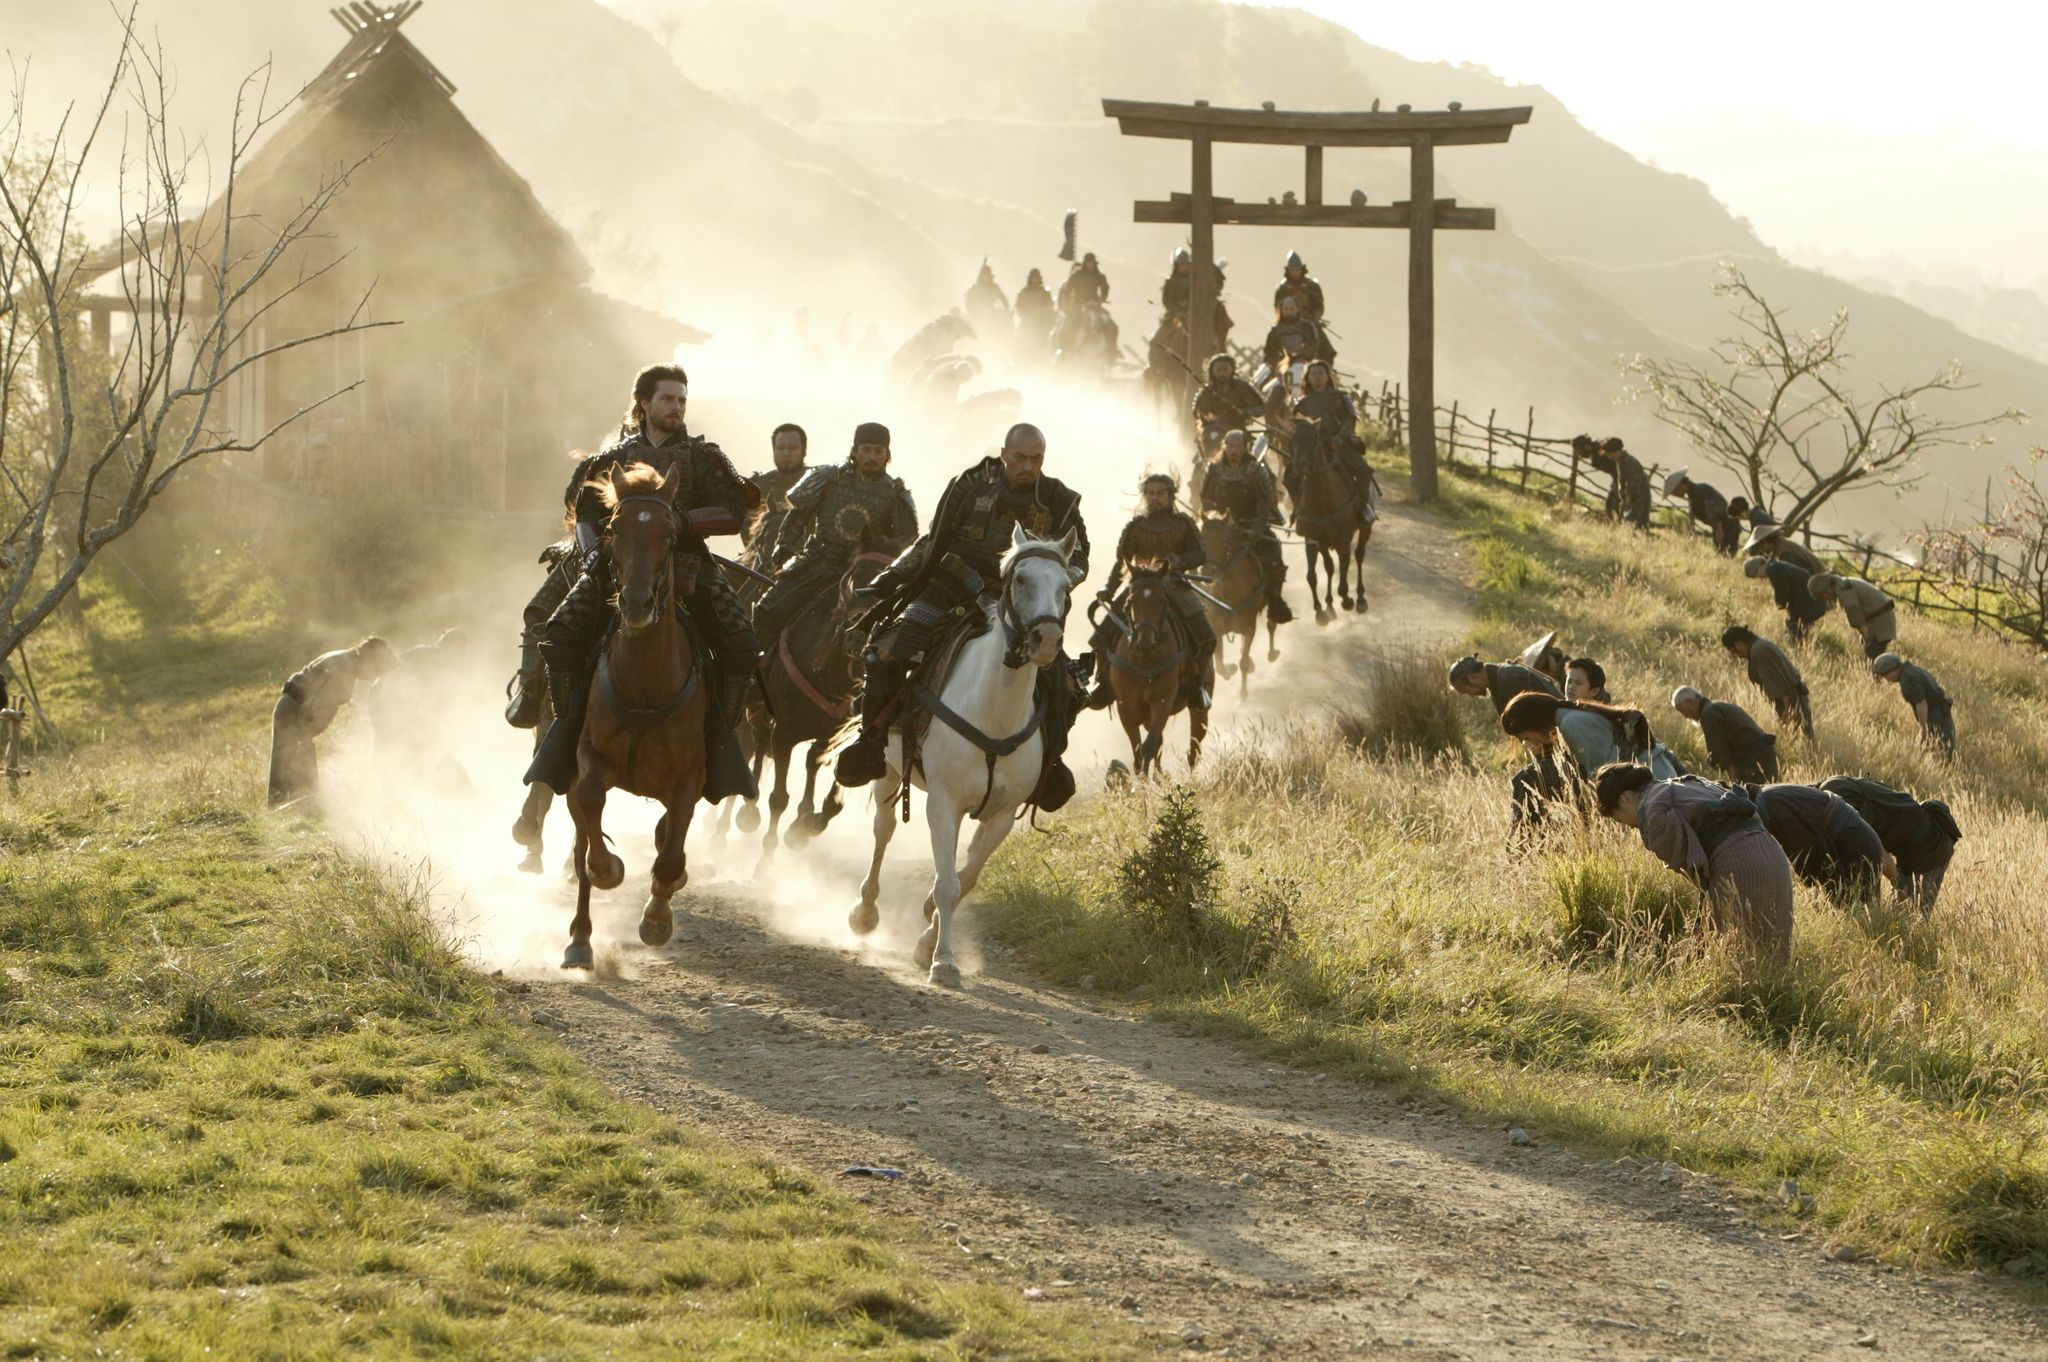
984,458,2048,1272
0,570,1133,1358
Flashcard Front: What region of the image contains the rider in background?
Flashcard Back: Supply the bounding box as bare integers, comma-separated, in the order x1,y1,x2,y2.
1190,354,1264,460
1274,249,1326,324
1085,472,1217,713
1059,251,1110,311
836,423,1091,810
1289,359,1373,508
742,422,812,578
751,422,918,653
1263,293,1331,377
1200,430,1294,625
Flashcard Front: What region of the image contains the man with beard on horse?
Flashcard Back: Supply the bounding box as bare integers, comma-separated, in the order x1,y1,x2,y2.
752,422,918,652
1191,353,1265,459
1264,292,1333,373
836,423,1090,811
1084,472,1216,713
741,423,813,579
524,363,762,801
1200,430,1294,624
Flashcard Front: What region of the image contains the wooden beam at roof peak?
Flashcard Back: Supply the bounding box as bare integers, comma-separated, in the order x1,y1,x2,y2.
1133,195,1494,230
1102,97,1531,147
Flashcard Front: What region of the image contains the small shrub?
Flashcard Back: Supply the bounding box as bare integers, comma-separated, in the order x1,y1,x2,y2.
1475,537,1552,595
1114,785,1222,947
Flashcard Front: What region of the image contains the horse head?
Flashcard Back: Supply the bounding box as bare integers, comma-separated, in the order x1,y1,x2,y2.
601,461,680,631
1001,524,1079,669
1126,562,1171,652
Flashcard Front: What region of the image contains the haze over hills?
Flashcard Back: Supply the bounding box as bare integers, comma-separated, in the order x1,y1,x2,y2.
19,0,2041,538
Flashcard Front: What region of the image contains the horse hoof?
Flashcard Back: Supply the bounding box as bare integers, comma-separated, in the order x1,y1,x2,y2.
735,805,762,834
913,928,937,971
591,852,626,891
517,850,543,876
1354,597,1369,614
927,961,963,989
562,943,595,971
511,817,541,849
638,904,673,948
849,900,880,937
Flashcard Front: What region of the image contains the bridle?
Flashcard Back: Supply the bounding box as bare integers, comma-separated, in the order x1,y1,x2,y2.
608,494,678,623
998,542,1071,669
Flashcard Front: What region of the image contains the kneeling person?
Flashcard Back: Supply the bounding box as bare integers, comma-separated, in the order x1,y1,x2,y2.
1087,473,1216,711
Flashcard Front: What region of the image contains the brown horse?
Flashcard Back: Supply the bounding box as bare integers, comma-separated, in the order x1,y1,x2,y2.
1106,564,1205,776
1199,517,1278,698
561,462,708,970
750,550,895,870
1288,415,1373,622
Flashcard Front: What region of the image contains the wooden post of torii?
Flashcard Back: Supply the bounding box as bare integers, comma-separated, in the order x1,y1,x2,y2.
1103,99,1531,501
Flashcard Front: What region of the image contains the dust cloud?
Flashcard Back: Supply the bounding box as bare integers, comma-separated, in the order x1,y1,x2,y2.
299,308,1410,974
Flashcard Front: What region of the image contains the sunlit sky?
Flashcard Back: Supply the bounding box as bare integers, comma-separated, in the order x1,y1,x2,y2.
1249,0,2048,284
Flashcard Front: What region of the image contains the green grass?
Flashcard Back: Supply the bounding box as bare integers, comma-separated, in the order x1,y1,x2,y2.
984,455,2048,1274
0,560,1135,1359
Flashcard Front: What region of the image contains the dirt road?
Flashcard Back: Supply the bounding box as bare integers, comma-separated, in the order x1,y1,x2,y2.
497,499,2043,1358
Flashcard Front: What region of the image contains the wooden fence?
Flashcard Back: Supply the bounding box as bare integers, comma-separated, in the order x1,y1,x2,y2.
1355,380,2045,650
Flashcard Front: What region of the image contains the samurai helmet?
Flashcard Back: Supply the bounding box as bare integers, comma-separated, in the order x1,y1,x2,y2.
1284,249,1306,271
1172,245,1191,266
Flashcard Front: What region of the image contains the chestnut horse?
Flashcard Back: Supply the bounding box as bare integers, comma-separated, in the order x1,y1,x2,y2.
1289,415,1373,622
1199,517,1278,698
561,462,708,969
1106,564,1205,776
749,550,895,870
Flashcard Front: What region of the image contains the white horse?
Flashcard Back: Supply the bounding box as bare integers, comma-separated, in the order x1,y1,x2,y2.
847,526,1080,987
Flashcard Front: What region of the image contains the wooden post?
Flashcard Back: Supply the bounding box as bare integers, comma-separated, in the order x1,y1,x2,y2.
1304,145,1324,207
0,708,25,794
1566,432,1580,506
1406,134,1439,500
1391,383,1403,445
1445,401,1459,469
1485,407,1497,475
1188,134,1217,380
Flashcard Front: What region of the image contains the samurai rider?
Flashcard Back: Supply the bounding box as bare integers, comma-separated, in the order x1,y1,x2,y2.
835,423,1091,811
1286,359,1374,510
523,364,761,800
1085,472,1217,712
1263,292,1333,371
751,421,919,651
1274,249,1327,324
741,422,813,578
1190,352,1264,459
1200,430,1294,624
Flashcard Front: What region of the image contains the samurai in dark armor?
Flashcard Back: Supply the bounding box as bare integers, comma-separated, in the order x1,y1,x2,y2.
835,422,1091,810
1200,431,1293,623
1085,473,1216,712
523,364,762,800
752,421,918,650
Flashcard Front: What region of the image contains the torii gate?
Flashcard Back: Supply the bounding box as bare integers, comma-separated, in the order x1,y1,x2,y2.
1103,98,1532,501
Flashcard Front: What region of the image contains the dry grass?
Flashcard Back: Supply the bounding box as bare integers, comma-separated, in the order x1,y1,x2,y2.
986,468,2048,1271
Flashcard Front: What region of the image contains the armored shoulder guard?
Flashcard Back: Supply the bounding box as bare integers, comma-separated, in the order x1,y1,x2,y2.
785,465,840,511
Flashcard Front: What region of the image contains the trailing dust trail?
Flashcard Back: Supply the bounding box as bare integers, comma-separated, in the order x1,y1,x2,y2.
496,498,2042,1357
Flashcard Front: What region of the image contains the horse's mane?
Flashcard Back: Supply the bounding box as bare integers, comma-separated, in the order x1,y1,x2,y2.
585,460,667,513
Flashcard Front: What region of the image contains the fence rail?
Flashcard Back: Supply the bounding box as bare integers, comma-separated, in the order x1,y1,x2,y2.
1352,379,2044,649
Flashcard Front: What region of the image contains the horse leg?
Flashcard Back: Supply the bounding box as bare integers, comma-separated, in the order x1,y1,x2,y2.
787,744,828,846
1214,633,1236,681
918,790,969,987
756,739,794,876
733,740,765,834
1239,629,1254,698
642,789,697,948
1266,612,1280,665
1353,527,1370,613
951,807,1021,911
1118,698,1146,777
513,782,550,875
849,753,901,937
563,771,608,969
1140,694,1169,775
1304,544,1325,624
1189,699,1208,771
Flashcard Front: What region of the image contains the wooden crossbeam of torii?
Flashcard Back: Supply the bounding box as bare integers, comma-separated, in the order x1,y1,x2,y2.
1104,97,1532,500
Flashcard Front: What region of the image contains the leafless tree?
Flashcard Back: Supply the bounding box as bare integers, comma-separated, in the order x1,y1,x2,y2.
1919,451,2048,652
1625,263,2024,535
0,10,389,674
